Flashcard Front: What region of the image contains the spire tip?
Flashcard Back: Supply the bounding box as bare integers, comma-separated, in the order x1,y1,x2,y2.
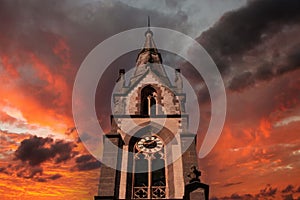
145,16,153,36
148,16,150,28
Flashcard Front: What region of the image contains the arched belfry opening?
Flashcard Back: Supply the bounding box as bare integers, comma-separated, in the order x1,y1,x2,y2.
141,85,157,116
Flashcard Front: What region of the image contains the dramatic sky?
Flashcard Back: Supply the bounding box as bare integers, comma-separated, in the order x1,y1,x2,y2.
0,0,300,199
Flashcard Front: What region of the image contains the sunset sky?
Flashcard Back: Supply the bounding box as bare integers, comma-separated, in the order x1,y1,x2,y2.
1,0,300,199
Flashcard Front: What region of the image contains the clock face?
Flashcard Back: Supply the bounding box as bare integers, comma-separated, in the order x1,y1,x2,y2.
137,136,163,153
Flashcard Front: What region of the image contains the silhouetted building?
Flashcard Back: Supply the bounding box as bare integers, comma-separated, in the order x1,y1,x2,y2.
95,19,209,200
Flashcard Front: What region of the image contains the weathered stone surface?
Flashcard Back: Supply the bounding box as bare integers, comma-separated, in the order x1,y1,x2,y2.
97,134,122,197
180,136,198,185
96,25,209,200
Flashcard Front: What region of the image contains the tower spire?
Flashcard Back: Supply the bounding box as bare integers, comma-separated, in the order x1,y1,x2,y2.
135,16,164,67
145,16,153,37
143,16,157,52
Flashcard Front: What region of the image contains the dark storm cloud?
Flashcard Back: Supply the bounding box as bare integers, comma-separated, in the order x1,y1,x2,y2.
75,160,101,171
15,135,77,166
0,133,103,181
65,127,76,135
229,71,254,91
16,165,43,179
0,1,76,118
210,193,255,200
257,184,277,198
199,0,300,56
36,178,47,182
0,135,100,181
191,0,300,95
53,140,78,163
280,185,300,200
0,2,72,64
0,166,11,176
15,136,54,166
75,154,94,163
12,164,63,182
254,63,274,81
288,45,300,67
211,184,300,200
276,44,300,75
0,0,190,62
281,185,294,193
223,181,243,188
73,154,101,171
0,0,192,129
48,173,62,180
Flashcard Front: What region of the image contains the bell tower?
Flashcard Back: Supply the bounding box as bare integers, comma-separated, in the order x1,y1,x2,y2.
95,19,209,200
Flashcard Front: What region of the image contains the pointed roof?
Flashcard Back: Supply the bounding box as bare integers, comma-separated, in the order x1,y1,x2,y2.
143,16,158,52
130,17,171,86
136,17,162,65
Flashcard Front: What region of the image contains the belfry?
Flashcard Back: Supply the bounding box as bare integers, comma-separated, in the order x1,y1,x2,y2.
95,18,209,200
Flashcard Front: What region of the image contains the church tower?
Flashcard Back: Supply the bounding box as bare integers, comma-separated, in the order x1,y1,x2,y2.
95,19,209,200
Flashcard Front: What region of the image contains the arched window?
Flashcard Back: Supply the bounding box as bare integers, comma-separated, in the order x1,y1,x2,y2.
141,85,157,116
132,135,166,199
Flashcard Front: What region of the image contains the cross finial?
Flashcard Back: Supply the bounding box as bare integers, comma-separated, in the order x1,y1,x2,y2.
148,16,150,28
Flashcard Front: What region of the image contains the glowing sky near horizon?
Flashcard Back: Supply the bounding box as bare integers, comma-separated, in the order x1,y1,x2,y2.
0,0,300,199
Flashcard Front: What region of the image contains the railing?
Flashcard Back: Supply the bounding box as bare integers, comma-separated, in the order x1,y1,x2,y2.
133,186,166,199
151,186,166,199
133,186,148,199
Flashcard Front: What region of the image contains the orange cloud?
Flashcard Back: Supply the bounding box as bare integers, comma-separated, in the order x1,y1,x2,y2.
0,55,19,79
0,36,75,139
0,131,101,199
199,70,300,198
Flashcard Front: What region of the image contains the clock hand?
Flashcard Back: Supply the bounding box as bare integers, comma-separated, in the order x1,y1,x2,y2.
144,140,156,146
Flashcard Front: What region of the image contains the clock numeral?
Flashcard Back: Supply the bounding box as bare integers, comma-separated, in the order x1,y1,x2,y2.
157,142,163,146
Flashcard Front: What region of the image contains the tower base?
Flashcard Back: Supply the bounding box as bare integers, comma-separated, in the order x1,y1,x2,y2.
183,182,209,200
